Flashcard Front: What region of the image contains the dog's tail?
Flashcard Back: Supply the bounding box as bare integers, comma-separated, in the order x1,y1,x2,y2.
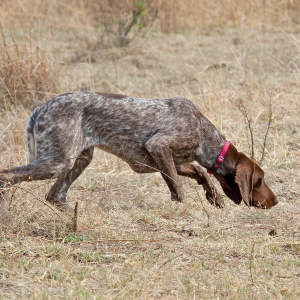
26,105,44,163
26,114,36,163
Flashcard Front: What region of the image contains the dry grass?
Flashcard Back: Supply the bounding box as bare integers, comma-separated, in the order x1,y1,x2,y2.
1,0,300,106
1,1,300,299
2,0,300,32
0,22,67,108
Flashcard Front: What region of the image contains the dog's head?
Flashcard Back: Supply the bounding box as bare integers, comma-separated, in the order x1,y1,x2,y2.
214,151,278,209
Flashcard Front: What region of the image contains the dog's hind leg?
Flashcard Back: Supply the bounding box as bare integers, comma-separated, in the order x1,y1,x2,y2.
45,147,94,210
145,136,184,202
0,158,74,206
176,163,225,208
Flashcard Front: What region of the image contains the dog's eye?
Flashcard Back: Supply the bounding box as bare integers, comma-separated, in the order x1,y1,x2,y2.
255,178,262,188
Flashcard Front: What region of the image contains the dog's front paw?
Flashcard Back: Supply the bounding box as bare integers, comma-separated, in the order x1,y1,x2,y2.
205,188,225,208
171,192,184,202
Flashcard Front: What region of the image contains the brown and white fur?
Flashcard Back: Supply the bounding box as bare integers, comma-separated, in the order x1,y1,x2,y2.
0,92,278,210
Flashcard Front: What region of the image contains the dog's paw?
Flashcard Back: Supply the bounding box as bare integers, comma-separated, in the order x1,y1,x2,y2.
205,188,225,208
170,193,184,202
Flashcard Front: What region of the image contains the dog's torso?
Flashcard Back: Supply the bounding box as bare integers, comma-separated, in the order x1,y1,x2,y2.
27,92,225,172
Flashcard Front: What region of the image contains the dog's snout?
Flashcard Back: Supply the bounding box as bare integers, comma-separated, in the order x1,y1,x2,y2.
273,198,279,206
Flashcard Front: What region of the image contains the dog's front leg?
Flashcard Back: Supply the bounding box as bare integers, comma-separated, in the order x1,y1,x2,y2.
145,137,184,202
176,163,225,208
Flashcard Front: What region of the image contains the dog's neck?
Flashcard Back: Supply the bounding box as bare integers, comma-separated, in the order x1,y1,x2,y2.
216,144,239,176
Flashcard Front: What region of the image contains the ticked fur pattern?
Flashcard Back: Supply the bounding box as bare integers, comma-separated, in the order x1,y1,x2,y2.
0,92,278,210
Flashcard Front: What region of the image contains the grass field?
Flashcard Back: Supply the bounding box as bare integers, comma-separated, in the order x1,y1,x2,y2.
1,1,300,299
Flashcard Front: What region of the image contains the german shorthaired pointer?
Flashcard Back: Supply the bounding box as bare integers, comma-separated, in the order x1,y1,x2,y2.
0,92,278,210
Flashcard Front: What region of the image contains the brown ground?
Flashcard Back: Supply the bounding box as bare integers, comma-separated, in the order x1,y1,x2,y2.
1,5,300,299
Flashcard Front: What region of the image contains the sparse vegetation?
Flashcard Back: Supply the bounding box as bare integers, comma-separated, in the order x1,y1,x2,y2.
1,1,300,299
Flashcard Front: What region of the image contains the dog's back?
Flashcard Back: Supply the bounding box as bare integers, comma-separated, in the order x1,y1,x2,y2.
26,92,202,165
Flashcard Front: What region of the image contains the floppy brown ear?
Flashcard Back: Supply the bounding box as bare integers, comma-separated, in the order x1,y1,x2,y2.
221,185,243,204
213,173,243,204
235,163,254,207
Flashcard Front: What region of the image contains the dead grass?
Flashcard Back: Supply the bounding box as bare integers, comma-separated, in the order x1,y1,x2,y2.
1,1,300,299
2,0,300,32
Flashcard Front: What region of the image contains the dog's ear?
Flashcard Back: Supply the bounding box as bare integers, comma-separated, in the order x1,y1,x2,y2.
235,163,254,207
220,184,242,204
213,173,243,204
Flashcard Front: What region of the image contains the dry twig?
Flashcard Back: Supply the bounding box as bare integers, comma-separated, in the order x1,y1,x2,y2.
249,242,256,285
71,202,78,232
70,238,181,244
259,96,274,165
237,100,255,160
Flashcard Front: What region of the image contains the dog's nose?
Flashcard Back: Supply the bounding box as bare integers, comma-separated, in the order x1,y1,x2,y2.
273,198,279,206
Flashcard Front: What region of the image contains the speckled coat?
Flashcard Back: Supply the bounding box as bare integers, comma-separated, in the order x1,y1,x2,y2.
0,92,278,210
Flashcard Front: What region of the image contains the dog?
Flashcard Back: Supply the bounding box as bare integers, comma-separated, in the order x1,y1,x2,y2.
0,92,278,210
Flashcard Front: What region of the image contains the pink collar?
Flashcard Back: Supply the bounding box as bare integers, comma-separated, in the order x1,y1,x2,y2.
207,140,231,174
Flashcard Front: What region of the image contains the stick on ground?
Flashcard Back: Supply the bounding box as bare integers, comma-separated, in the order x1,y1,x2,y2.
71,202,78,232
